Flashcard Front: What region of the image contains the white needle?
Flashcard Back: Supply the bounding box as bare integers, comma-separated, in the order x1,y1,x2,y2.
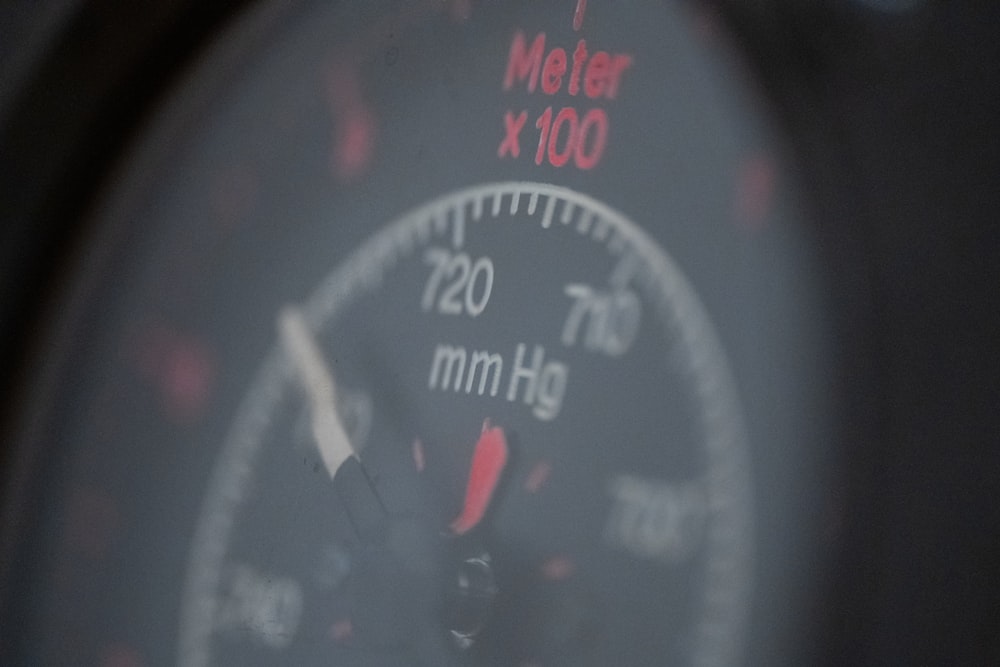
278,305,357,478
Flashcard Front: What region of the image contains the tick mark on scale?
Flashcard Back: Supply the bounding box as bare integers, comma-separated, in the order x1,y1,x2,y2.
452,205,466,248
541,196,556,228
561,201,575,224
591,216,611,241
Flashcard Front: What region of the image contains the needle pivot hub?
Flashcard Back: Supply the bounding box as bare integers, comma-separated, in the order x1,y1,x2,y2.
444,553,499,649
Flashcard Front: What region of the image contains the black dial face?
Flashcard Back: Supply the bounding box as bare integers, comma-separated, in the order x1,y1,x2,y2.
3,1,831,666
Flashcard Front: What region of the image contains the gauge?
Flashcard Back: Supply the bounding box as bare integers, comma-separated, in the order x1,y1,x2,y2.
1,1,833,665
180,182,753,666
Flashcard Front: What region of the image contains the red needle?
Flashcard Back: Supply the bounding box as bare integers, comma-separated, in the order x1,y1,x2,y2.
450,423,509,535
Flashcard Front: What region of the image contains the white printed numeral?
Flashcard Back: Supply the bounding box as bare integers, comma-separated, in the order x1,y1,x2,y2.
561,284,640,356
604,475,707,562
422,248,494,317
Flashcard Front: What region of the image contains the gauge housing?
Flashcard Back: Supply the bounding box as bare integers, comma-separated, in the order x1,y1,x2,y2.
2,1,999,666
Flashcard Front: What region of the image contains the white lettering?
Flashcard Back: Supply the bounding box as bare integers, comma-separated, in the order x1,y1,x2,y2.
465,350,503,396
507,343,543,405
427,343,568,420
428,344,467,391
506,343,568,421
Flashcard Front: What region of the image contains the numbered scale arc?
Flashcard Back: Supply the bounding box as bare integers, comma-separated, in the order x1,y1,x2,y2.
179,181,754,667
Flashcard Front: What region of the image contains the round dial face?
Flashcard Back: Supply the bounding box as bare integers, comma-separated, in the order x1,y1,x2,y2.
179,183,751,666
1,1,831,666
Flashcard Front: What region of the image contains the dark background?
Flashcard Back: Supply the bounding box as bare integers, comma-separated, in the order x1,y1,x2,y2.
722,2,1000,663
2,1,998,664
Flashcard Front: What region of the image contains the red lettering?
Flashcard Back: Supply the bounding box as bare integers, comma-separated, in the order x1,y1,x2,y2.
503,31,631,100
569,40,588,96
584,51,609,98
542,48,567,95
499,27,627,168
534,107,552,165
503,31,545,92
498,110,527,159
548,107,577,167
533,106,605,169
575,108,608,169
